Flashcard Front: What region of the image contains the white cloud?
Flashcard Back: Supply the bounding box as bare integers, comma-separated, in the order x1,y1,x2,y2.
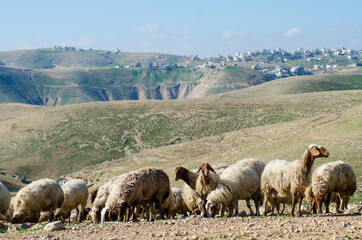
134,24,161,33
283,27,302,37
221,31,232,39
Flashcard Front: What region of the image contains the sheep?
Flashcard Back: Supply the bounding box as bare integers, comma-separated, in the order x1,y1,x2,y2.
102,167,170,223
195,163,220,217
175,166,203,214
90,174,125,224
54,179,89,223
205,158,266,217
310,161,356,214
11,178,64,223
0,181,11,220
170,187,189,216
305,186,340,214
261,144,329,217
100,174,129,223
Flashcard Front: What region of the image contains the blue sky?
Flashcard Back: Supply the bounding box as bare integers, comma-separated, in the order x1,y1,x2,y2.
1,0,361,57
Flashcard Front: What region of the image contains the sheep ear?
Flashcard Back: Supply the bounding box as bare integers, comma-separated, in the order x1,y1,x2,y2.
207,164,216,173
197,166,202,173
310,146,320,156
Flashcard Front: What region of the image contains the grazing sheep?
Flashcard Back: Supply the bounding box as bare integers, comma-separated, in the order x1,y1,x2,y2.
90,174,125,224
11,179,64,223
261,144,329,217
305,186,340,214
0,181,11,220
206,158,266,217
100,174,129,223
195,163,220,216
105,167,170,223
170,187,189,216
55,179,89,223
310,161,356,214
175,166,203,214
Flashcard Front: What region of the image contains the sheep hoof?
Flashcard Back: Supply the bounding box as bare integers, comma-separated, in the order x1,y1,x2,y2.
296,211,302,217
288,212,294,217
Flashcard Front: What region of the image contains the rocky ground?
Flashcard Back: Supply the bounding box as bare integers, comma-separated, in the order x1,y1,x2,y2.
1,205,361,240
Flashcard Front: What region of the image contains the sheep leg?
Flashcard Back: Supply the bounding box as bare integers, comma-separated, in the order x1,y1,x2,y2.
273,198,280,216
246,199,254,216
48,211,54,222
338,192,345,211
262,195,269,217
220,203,226,217
234,200,239,216
228,203,234,217
280,203,286,215
296,194,303,217
289,192,297,217
335,196,341,213
316,199,323,214
311,200,317,214
325,193,331,214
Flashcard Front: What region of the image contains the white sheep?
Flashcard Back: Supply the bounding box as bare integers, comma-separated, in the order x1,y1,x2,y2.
103,167,170,223
311,161,356,214
0,181,11,220
170,187,189,216
54,179,89,222
11,179,64,223
261,144,329,217
205,158,266,217
100,174,128,224
90,174,125,224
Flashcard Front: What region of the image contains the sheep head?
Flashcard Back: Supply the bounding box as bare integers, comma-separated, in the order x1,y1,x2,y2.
205,201,218,217
174,166,186,181
197,163,216,176
89,188,99,204
308,144,329,159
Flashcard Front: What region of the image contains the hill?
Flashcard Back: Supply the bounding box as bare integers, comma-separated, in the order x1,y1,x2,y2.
0,88,360,180
219,72,362,99
0,48,186,69
0,65,267,105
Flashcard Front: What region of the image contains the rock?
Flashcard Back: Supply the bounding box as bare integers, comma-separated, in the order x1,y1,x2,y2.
345,204,362,214
43,221,64,231
191,235,199,240
7,224,20,232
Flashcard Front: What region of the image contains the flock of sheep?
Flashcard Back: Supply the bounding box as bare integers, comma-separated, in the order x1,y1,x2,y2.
0,144,357,225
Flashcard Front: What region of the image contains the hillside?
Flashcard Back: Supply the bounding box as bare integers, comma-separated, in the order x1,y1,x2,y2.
219,72,362,99
0,48,186,69
71,103,361,203
0,65,267,105
0,88,360,180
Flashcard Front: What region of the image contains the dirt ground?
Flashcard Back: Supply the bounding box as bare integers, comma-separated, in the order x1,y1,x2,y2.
2,211,361,240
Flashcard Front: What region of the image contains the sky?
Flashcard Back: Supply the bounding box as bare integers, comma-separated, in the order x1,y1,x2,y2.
1,0,361,57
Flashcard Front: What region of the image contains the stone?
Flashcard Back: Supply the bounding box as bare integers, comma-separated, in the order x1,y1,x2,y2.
43,221,64,231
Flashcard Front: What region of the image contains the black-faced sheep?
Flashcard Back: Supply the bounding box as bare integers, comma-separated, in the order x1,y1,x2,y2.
310,160,356,214
54,179,89,223
261,144,329,217
11,179,64,223
113,167,170,222
206,158,266,217
0,181,10,220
